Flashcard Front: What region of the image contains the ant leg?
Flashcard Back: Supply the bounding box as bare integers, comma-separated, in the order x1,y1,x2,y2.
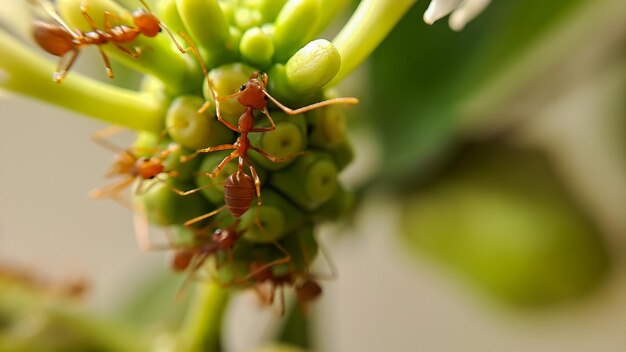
167,182,217,196
89,176,135,200
91,126,126,153
79,1,99,31
183,206,226,227
180,144,236,163
264,91,359,115
200,151,239,179
114,43,141,59
54,50,79,83
103,11,121,31
132,213,177,251
249,108,277,133
97,47,114,79
199,89,242,133
244,158,262,206
278,286,286,316
251,146,305,163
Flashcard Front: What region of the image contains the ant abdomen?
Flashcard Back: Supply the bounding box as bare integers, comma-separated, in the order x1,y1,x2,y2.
224,171,256,218
32,21,75,56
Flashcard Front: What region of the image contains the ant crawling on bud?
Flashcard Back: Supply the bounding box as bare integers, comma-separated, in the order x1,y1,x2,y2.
181,71,359,224
29,0,184,82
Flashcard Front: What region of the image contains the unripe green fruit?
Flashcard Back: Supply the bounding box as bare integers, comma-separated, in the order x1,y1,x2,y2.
274,0,320,62
203,63,257,125
238,190,306,243
240,27,275,68
326,138,354,171
134,177,213,226
166,95,234,150
307,103,347,148
314,184,354,222
234,8,263,31
270,152,338,210
248,120,306,171
286,40,341,95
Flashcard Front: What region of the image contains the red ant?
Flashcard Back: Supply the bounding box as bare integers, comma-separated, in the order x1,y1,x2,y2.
244,236,336,316
133,217,292,297
29,0,184,82
89,126,195,206
180,72,359,226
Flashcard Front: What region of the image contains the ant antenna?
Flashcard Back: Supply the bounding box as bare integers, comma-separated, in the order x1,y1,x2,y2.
28,0,80,38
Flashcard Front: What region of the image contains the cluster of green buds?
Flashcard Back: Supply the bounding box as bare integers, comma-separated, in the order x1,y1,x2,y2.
0,0,495,309
49,0,359,300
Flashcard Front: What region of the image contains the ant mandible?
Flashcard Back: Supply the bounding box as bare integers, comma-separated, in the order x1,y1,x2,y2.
180,72,359,225
30,0,184,83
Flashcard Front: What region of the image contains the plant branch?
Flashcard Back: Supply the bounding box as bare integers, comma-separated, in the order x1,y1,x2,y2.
0,29,166,134
177,281,230,352
329,0,417,86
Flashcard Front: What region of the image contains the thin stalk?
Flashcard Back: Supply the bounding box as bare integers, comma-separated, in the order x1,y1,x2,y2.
329,0,417,86
177,281,230,352
0,30,165,133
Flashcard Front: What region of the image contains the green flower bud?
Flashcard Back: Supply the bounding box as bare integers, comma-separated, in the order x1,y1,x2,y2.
326,138,354,171
257,0,288,23
240,27,274,68
195,151,267,204
132,131,159,158
134,177,213,226
286,40,341,95
162,145,201,181
234,8,262,31
238,190,306,243
269,152,338,210
176,0,230,61
306,102,347,148
57,0,194,93
282,226,318,272
248,112,307,171
166,96,234,150
266,64,292,103
203,63,257,125
313,184,354,222
274,0,320,62
229,26,243,55
140,75,167,102
156,0,186,35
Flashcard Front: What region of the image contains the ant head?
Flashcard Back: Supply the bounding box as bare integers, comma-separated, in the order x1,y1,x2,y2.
238,72,269,109
132,8,161,37
137,157,165,179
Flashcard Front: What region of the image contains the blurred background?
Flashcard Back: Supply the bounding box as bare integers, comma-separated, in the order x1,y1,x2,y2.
1,0,624,351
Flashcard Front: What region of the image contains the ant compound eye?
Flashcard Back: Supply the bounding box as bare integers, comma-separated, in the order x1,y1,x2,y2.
264,95,268,101
239,84,247,91
158,27,162,33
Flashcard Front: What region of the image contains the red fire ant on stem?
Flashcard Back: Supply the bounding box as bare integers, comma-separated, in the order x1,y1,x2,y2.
29,0,184,82
90,126,196,207
180,72,359,226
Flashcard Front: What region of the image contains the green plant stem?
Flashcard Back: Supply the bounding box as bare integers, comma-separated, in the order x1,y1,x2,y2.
0,283,150,352
329,0,416,86
0,30,165,134
177,281,230,352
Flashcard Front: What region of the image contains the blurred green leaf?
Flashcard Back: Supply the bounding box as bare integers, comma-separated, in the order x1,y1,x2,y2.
367,0,592,180
401,143,610,307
